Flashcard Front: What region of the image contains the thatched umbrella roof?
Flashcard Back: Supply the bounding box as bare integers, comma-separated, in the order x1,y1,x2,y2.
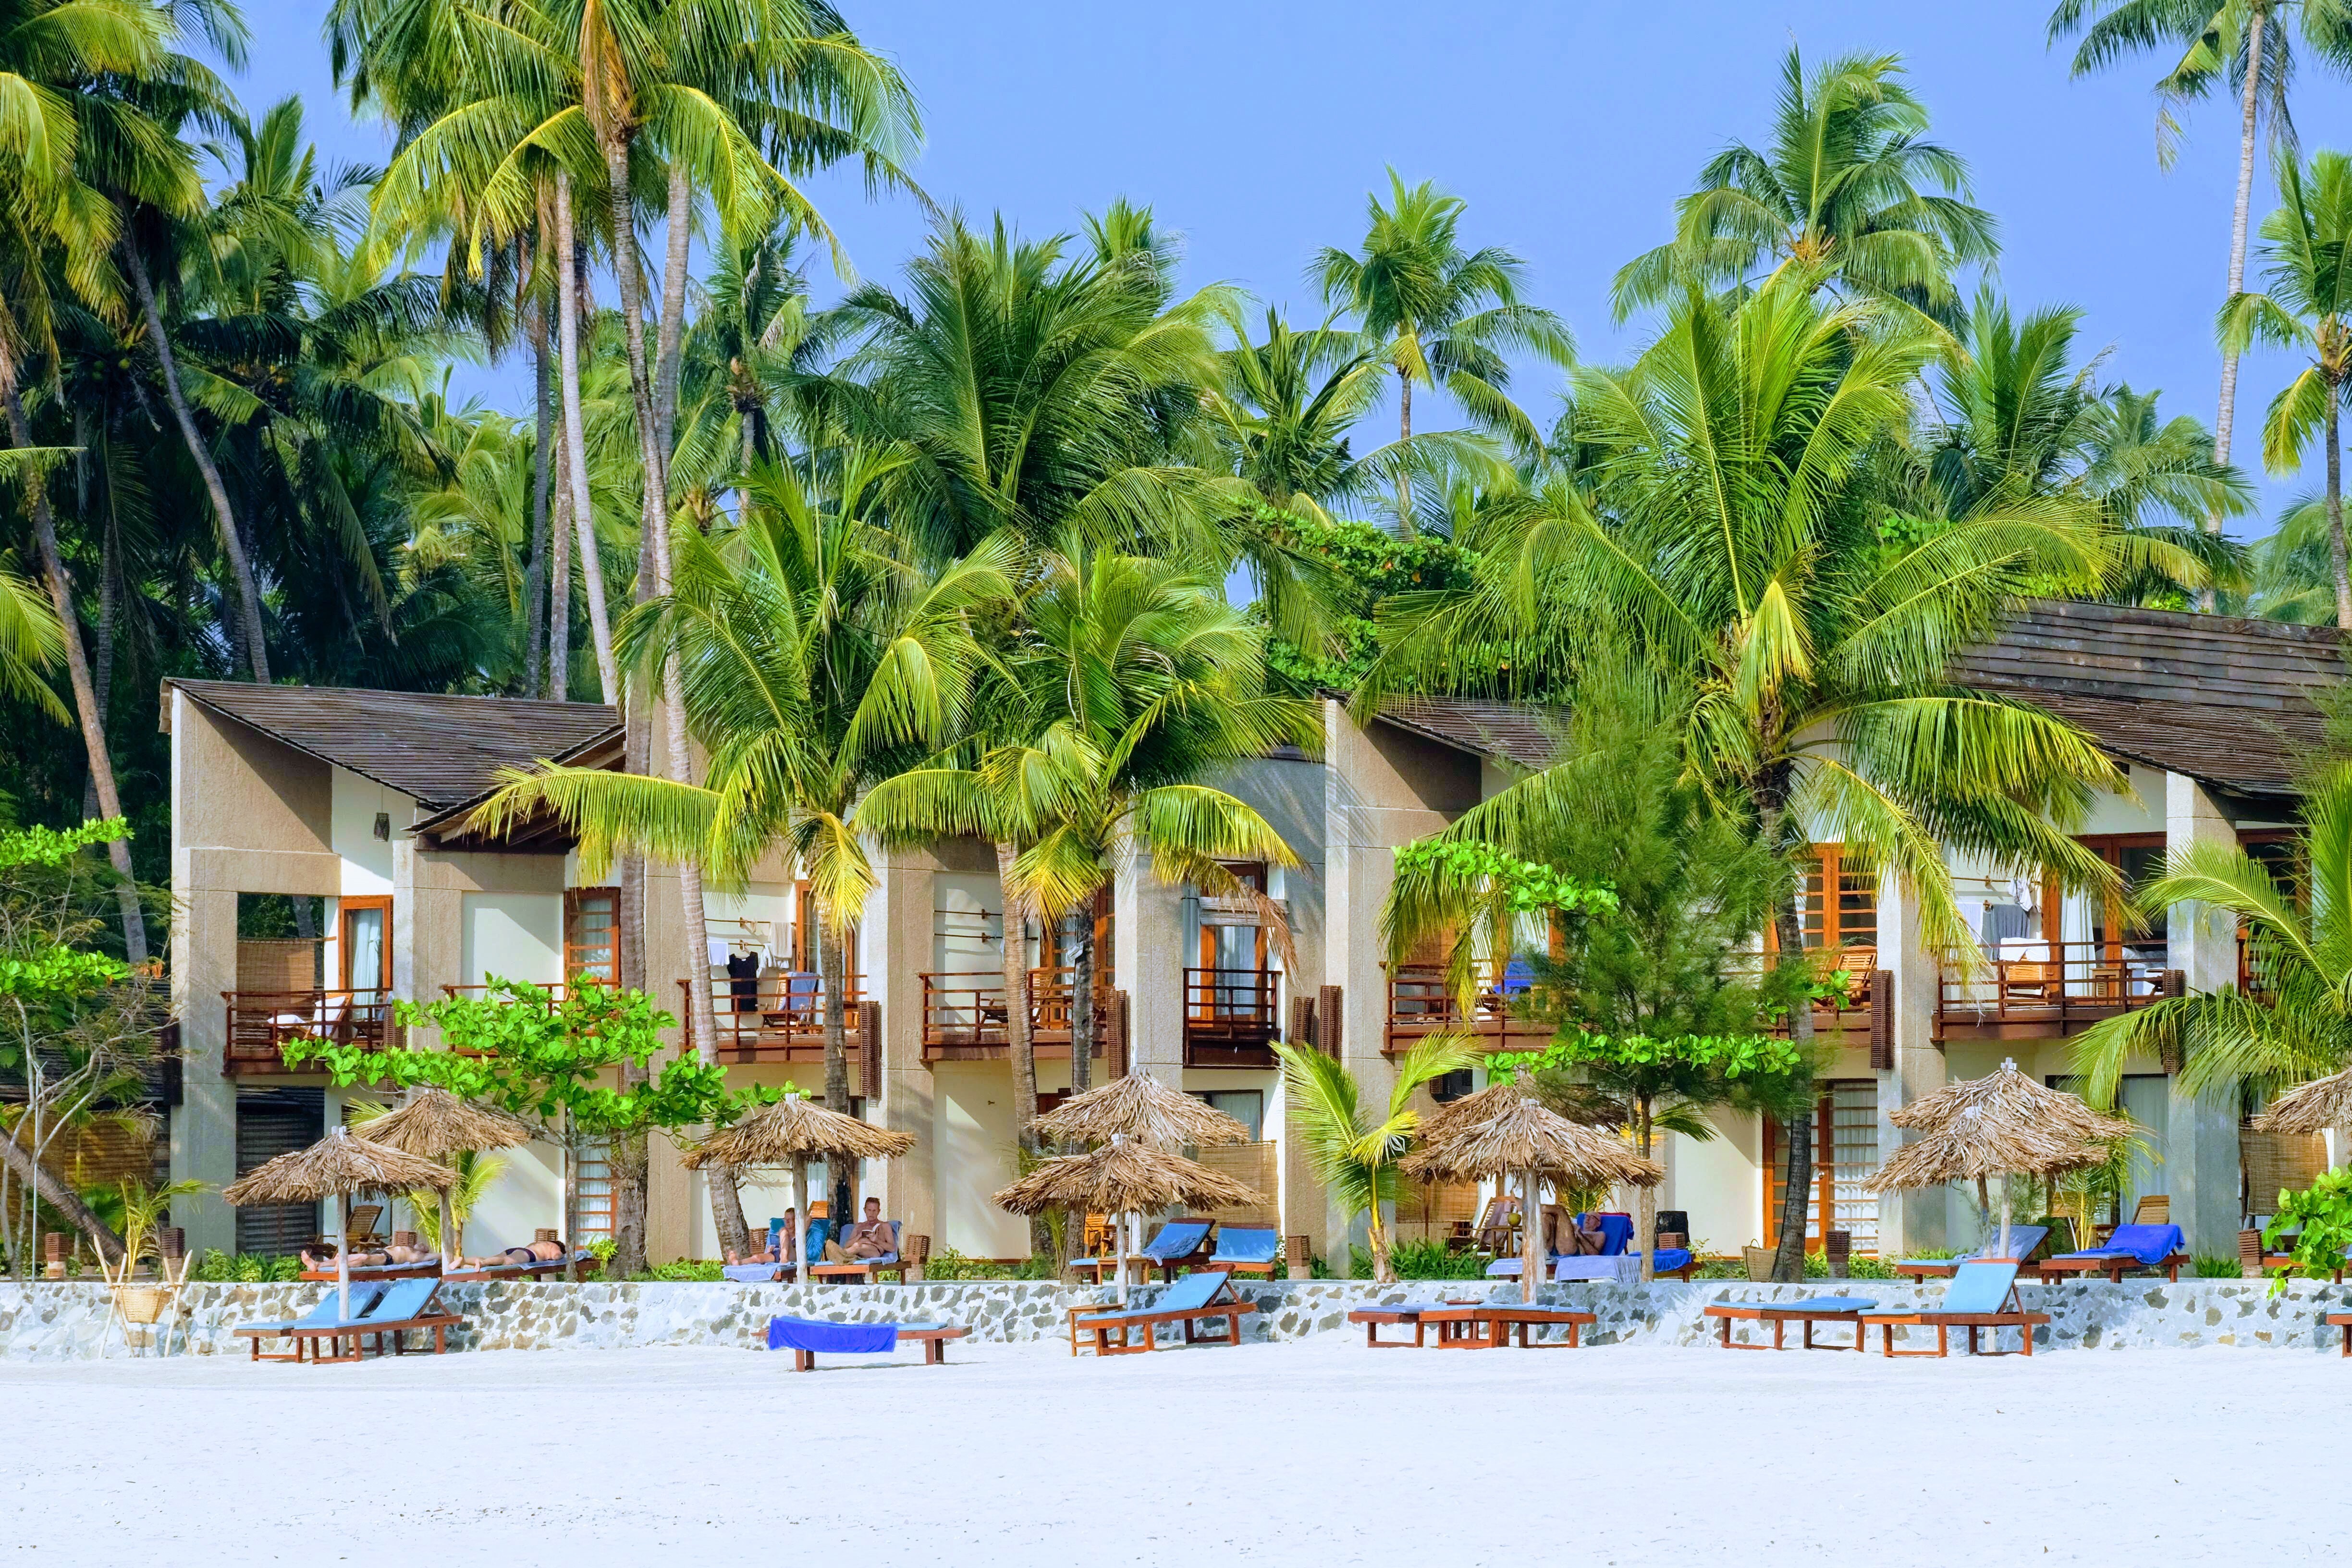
1399,1084,1664,1188
681,1093,916,1170
1887,1060,2133,1145
2253,1067,2352,1136
1867,1117,2121,1191
358,1086,535,1158
222,1125,456,1206
1027,1073,1250,1149
991,1136,1264,1217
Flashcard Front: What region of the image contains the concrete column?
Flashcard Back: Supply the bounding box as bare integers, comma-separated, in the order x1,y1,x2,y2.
391,839,463,1048
170,872,239,1254
868,842,937,1245
1114,848,1185,1083
1875,869,1949,1257
2166,771,2242,1255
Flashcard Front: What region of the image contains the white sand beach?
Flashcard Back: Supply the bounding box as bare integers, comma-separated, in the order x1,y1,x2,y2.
3,1337,2337,1566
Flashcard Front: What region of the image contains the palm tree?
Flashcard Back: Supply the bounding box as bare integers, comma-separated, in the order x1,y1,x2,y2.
2048,0,2352,567
1364,271,2130,1276
862,547,1317,1102
0,559,64,719
2219,147,2352,626
1314,171,1573,519
471,449,1009,1265
1276,1036,1476,1283
1612,47,1997,327
2073,760,2352,1109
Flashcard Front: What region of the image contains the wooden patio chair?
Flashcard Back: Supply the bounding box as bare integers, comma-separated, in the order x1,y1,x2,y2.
1469,1196,1519,1257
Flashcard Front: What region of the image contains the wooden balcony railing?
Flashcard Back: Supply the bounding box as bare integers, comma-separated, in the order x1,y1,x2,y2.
1184,968,1280,1067
919,968,1115,1063
1935,940,2173,1042
222,989,390,1074
681,976,866,1067
1382,962,1553,1055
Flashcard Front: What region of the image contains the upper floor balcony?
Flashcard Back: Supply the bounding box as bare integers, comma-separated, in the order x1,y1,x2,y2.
918,968,1127,1073
1182,967,1280,1068
221,988,389,1075
1381,961,1553,1056
1933,939,2173,1043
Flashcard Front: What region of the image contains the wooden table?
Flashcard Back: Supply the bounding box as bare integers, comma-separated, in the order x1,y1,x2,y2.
1346,1307,1428,1348
1702,1299,1877,1351
1417,1305,1596,1348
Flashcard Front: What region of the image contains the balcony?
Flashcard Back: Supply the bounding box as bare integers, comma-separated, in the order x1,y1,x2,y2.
680,977,866,1070
1382,962,1553,1055
1935,940,2172,1043
222,989,389,1075
1184,968,1280,1068
918,968,1126,1071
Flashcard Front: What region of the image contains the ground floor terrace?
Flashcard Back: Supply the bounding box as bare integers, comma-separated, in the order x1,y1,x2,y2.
7,1325,2338,1565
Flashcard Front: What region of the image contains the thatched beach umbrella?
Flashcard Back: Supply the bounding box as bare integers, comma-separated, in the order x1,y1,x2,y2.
2253,1066,2352,1141
992,1134,1265,1305
223,1125,456,1320
1028,1072,1251,1150
1402,1084,1664,1302
1871,1059,2136,1260
683,1093,917,1273
358,1087,536,1269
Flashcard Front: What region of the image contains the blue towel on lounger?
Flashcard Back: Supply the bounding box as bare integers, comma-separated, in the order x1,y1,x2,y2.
767,1316,898,1354
723,1262,789,1283
2054,1223,2182,1269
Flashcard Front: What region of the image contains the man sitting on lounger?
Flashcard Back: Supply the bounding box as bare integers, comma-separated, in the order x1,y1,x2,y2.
826,1198,894,1262
726,1210,794,1267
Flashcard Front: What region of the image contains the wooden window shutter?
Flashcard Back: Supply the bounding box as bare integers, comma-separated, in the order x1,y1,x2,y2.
857,1000,881,1100
1318,984,1343,1057
1287,993,1314,1049
1868,970,1894,1070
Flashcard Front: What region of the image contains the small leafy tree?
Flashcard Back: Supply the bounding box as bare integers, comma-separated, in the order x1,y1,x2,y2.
285,979,770,1278
1277,1036,1477,1284
2264,1167,2352,1294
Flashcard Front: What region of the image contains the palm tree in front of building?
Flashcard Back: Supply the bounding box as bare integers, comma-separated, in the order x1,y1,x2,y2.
1362,270,2130,1277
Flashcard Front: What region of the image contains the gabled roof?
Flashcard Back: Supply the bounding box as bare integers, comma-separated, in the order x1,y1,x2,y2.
1956,601,2346,799
163,679,622,812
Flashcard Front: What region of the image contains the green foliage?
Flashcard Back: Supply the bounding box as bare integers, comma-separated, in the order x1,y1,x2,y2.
1492,1032,1807,1086
1277,1035,1478,1281
2265,1168,2352,1294
1390,839,1618,918
2192,1254,2244,1279
191,1250,304,1284
284,979,770,1145
921,1248,1061,1281
0,821,130,870
1351,1238,1489,1280
1262,514,1481,694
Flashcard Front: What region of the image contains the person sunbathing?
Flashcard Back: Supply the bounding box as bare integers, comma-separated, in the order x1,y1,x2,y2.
826,1198,894,1261
726,1211,793,1266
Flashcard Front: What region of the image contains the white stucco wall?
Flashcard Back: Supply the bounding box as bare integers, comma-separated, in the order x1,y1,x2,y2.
460,892,564,988
933,1062,1028,1258
330,766,403,895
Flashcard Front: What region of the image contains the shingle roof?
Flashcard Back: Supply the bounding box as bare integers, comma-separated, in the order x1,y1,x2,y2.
1368,695,1567,771
163,679,622,811
1955,600,2346,798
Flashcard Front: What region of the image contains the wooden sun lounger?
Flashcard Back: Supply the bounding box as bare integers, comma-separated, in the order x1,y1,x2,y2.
293,1280,465,1364
1074,1270,1256,1355
783,1325,967,1372
1703,1297,1878,1351
1347,1307,1429,1348
1861,1262,2049,1358
2325,1313,2352,1356
1417,1304,1596,1348
2031,1253,2186,1283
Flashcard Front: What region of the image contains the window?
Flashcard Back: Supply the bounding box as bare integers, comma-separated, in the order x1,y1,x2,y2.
1764,1080,1880,1254
2079,834,2165,954
1431,1069,1476,1105
339,896,391,995
1779,846,1875,956
1190,1090,1263,1141
565,889,617,983
571,1134,613,1241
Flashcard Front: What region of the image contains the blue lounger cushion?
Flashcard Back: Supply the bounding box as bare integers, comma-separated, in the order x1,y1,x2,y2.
1208,1226,1279,1266
244,1284,384,1334
1550,1255,1636,1283
1900,1225,2050,1271
1937,1261,2024,1315
723,1262,790,1283
768,1317,898,1354
1769,1296,1878,1314
2053,1223,2183,1269
361,1278,441,1323
1652,1248,1693,1274
1140,1220,1211,1262
1077,1269,1235,1325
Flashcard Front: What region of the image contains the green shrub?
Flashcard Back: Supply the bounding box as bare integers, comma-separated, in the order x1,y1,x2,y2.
2192,1254,2244,1278
1350,1239,1489,1280
921,1248,1058,1281
189,1249,301,1283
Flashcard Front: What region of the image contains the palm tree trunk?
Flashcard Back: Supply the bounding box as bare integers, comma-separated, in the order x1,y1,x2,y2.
1064,905,1094,1096
2,376,147,964
820,912,852,1113
1760,774,1815,1283
123,246,269,683
2207,2,2267,608
525,302,553,696
997,844,1053,1258
653,162,692,461
548,418,572,701
551,173,619,702
1394,368,1414,537
1636,1095,1658,1285
562,1111,582,1282
2329,381,2350,628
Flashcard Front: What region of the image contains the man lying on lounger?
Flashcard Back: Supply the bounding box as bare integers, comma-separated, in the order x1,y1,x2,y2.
826,1198,894,1262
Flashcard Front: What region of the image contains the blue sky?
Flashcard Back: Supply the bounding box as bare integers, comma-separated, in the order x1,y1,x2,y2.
237,0,2352,534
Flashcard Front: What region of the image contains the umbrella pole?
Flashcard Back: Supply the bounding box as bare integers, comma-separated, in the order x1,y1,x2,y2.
440,1187,457,1273
336,1189,351,1324
1116,1211,1131,1308
1999,1175,2012,1262
1521,1169,1540,1306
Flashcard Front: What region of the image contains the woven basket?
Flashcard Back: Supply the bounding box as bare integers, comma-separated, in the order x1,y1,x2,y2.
115,1286,166,1324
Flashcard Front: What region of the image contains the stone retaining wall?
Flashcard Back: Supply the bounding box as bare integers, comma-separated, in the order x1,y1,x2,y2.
4,1275,2346,1360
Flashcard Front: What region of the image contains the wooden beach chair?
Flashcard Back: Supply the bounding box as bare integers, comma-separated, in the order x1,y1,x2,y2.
1891,1225,2051,1282
1068,1218,1213,1285
765,1316,968,1371
1073,1269,1256,1355
807,1221,920,1283
1469,1196,1519,1256
1861,1262,2051,1358
1417,1303,1597,1348
1202,1225,1281,1278
1703,1295,1879,1351
233,1284,386,1363
289,1278,465,1364
1346,1306,1433,1347
2034,1223,2187,1283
